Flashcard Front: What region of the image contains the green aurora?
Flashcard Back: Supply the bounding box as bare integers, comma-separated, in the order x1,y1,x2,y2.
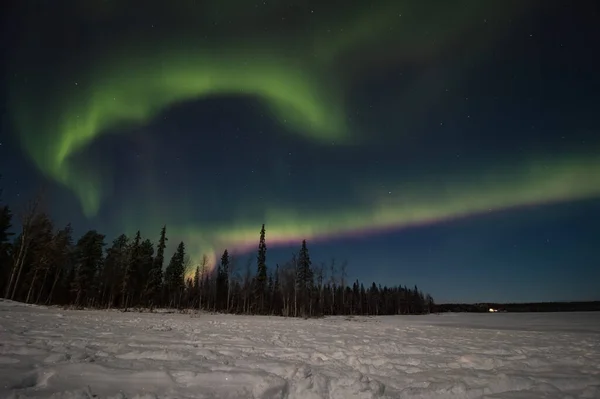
171,152,600,270
7,0,599,270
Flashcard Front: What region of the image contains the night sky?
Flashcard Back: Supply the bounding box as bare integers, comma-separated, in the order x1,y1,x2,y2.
1,0,599,303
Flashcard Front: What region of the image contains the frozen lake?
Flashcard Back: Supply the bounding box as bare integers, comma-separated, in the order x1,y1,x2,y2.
1,299,599,398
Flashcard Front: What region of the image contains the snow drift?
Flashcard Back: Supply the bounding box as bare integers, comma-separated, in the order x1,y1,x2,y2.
1,300,599,398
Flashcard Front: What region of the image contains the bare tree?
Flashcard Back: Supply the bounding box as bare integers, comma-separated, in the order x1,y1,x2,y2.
25,218,54,303
242,254,253,314
5,193,43,300
45,265,63,305
45,225,73,305
278,260,295,317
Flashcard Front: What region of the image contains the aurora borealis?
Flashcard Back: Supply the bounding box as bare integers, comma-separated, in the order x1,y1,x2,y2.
1,0,599,302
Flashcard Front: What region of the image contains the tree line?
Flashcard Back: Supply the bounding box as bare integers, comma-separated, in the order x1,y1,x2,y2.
435,302,600,313
0,193,435,317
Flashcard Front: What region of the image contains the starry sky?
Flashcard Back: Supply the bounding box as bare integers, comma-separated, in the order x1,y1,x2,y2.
1,0,599,303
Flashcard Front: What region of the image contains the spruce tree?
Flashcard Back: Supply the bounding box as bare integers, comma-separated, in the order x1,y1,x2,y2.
154,226,167,270
193,265,201,308
101,234,128,308
202,272,210,310
219,249,230,312
272,264,282,315
370,282,379,315
146,226,167,309
198,254,209,310
268,272,274,311
0,205,12,250
165,241,185,307
0,190,441,316
63,263,77,304
296,240,312,317
24,214,54,304
425,294,435,314
0,206,12,289
0,185,14,295
138,238,154,305
255,224,267,314
122,231,141,310
72,230,105,307
360,283,367,315
44,224,73,305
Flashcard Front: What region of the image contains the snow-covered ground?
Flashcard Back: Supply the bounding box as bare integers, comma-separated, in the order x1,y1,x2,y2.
1,299,599,399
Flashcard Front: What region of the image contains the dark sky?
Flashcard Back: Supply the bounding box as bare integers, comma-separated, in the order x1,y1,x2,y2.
1,0,599,303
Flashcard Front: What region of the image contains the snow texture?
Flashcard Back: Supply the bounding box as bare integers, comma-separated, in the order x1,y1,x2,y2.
1,299,599,398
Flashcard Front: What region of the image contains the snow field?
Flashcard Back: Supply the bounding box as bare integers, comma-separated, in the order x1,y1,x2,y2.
1,300,599,398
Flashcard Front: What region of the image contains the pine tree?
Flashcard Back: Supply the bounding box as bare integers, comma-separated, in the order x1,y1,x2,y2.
370,282,379,315
203,271,210,311
222,249,230,311
0,205,13,254
352,281,359,315
425,294,435,314
314,263,325,316
217,249,230,312
242,255,253,314
272,264,282,315
183,277,193,307
44,224,73,305
0,181,11,296
0,204,13,295
24,214,54,303
296,240,312,317
165,241,185,308
193,265,201,308
255,224,267,314
138,238,154,305
100,234,128,308
63,263,77,305
198,254,208,310
0,186,441,317
306,262,314,316
0,183,14,292
267,272,274,313
122,231,141,310
146,226,167,310
5,195,42,300
154,226,167,270
72,230,105,307
9,213,53,301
